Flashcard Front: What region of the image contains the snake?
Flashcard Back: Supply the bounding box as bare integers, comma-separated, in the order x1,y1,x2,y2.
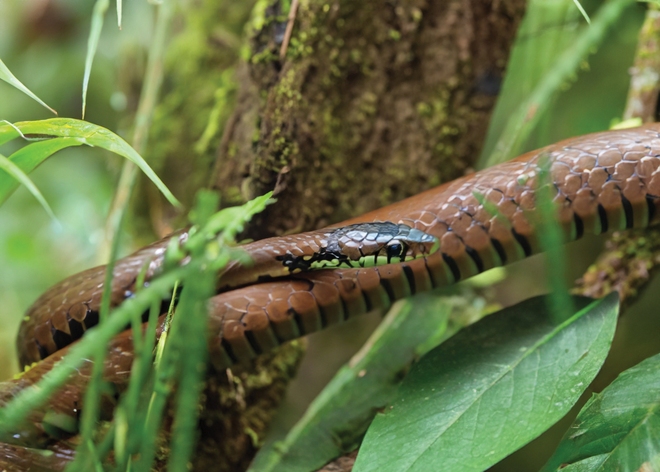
3,124,660,468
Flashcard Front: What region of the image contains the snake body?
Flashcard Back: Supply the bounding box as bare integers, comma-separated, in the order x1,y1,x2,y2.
204,124,660,366
7,124,660,454
17,222,439,366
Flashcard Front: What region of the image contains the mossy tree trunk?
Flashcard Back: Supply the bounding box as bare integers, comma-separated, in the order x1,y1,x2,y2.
144,0,527,470
213,0,526,239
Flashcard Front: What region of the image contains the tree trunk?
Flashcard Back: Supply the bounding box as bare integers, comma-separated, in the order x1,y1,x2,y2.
213,0,527,239
144,0,527,469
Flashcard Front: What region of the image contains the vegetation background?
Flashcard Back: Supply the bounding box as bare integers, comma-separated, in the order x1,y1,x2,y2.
1,0,660,470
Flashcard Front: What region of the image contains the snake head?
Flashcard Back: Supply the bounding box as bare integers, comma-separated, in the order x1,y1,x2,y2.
272,222,438,274
310,222,439,269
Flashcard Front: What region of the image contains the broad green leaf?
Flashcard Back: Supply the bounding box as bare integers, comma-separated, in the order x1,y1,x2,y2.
82,0,110,119
0,118,180,208
541,351,660,472
354,293,620,472
0,152,55,220
249,294,457,472
0,58,56,114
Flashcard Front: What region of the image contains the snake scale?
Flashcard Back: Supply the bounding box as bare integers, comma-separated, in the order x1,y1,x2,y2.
3,124,660,468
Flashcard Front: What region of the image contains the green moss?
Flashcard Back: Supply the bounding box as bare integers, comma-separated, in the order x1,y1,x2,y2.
195,70,237,155
224,186,243,206
574,228,660,305
244,426,261,447
220,0,516,243
411,7,423,22
250,66,307,174
247,0,271,34
251,48,278,64
417,90,451,132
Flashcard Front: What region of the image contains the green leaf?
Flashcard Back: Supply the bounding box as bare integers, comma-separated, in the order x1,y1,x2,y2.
163,192,218,472
541,351,660,472
249,293,456,472
572,0,591,24
82,0,110,119
354,293,620,472
0,118,181,208
0,152,56,221
0,58,57,115
0,138,83,205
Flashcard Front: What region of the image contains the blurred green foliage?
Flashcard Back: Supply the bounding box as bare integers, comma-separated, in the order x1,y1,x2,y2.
0,0,154,376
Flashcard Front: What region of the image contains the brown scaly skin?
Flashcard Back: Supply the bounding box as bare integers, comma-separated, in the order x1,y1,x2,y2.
18,223,437,366
5,124,660,465
0,326,148,471
0,442,75,472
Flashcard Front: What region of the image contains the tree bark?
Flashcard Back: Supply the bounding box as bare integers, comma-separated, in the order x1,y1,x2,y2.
213,0,527,240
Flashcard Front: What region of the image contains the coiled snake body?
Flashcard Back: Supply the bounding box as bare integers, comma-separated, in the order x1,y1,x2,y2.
5,124,660,462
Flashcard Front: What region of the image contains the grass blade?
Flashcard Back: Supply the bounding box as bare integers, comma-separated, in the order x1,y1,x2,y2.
67,160,129,471
0,152,56,221
478,0,634,168
0,193,272,451
0,269,187,439
102,0,175,258
0,138,83,205
573,0,591,24
117,0,122,29
0,58,57,115
82,0,110,119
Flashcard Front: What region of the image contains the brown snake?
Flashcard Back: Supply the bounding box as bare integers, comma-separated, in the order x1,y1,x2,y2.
4,124,660,467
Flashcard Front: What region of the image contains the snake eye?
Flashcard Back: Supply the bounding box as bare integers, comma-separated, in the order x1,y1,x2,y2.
386,242,404,261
